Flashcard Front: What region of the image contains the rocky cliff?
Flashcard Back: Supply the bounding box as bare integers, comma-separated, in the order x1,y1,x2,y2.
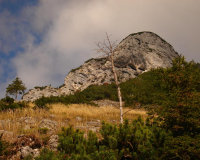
23,31,178,101
60,31,178,95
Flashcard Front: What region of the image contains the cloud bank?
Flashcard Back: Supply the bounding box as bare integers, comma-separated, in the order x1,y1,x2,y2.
0,0,200,99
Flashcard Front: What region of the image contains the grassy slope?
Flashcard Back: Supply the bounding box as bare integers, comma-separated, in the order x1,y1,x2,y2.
0,103,147,141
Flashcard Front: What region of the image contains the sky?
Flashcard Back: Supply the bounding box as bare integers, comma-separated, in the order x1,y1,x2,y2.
0,0,200,99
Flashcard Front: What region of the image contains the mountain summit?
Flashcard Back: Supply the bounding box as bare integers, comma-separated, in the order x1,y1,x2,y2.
60,31,178,95
23,31,178,101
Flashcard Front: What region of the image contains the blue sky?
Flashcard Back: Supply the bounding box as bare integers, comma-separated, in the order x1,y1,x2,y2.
0,0,200,100
0,0,37,14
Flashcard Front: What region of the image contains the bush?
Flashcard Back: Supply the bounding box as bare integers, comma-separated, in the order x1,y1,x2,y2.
1,96,14,105
35,148,63,160
34,116,200,159
38,117,167,160
34,86,48,90
150,56,200,137
0,133,9,156
0,96,29,111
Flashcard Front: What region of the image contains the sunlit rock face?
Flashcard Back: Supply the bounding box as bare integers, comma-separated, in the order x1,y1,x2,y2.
22,86,61,102
60,31,178,95
23,31,178,101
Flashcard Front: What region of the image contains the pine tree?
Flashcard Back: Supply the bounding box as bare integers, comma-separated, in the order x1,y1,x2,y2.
150,56,200,159
6,77,26,101
152,56,200,136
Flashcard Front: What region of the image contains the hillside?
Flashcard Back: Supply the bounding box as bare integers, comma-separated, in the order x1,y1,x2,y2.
1,56,200,159
33,70,165,108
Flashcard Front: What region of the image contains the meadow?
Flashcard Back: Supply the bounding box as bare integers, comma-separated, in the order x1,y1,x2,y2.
0,103,146,141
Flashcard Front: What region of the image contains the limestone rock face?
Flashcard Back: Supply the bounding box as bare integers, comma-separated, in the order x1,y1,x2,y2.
22,31,178,101
114,32,178,70
22,86,61,102
60,31,178,95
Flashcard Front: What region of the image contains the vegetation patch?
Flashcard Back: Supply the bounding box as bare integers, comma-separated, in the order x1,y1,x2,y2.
0,96,28,111
38,128,49,134
85,57,106,63
34,86,48,90
58,84,65,89
69,65,83,73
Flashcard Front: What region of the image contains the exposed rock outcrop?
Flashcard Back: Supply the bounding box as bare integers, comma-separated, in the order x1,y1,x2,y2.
23,86,61,102
48,135,59,151
23,31,178,101
60,31,178,95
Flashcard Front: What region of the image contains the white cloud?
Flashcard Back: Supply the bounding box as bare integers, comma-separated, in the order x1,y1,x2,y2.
0,0,200,99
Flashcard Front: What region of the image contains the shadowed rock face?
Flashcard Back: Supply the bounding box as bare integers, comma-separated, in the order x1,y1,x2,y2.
23,31,178,101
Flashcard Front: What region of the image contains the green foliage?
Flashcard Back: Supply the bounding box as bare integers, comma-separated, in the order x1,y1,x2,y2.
69,65,83,73
120,71,165,106
34,96,52,110
35,148,64,160
24,154,34,160
0,134,9,156
36,118,169,160
33,83,119,108
58,84,65,89
1,96,14,105
163,135,200,159
38,128,49,134
85,57,106,63
34,86,48,90
25,116,200,159
146,56,200,159
6,77,26,101
34,72,164,108
151,56,200,137
0,96,29,111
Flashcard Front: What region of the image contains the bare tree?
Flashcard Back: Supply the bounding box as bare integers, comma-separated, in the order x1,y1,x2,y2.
95,33,123,124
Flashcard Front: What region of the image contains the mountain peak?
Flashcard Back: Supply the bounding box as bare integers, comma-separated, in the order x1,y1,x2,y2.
23,31,178,101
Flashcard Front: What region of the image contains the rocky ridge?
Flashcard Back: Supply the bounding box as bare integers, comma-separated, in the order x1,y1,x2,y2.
23,31,178,101
23,86,61,102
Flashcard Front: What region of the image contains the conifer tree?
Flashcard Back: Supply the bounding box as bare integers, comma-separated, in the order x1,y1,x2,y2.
6,77,26,101
152,56,200,136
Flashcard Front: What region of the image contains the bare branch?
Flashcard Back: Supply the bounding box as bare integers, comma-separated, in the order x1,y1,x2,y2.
122,106,142,117
95,32,124,123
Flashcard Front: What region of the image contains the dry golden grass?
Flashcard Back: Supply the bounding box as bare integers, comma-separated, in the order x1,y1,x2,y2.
0,103,147,141
49,103,147,121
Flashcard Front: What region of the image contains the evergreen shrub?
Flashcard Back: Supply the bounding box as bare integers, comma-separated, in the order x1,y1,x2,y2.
0,96,29,111
37,117,169,160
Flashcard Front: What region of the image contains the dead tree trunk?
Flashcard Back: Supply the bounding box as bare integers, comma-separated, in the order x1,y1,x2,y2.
110,51,123,123
95,33,123,124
